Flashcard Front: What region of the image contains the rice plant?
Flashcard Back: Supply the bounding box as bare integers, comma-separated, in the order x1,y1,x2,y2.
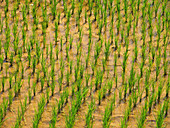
103,105,111,128
32,95,46,128
49,106,57,128
137,100,148,128
155,103,165,128
85,99,95,128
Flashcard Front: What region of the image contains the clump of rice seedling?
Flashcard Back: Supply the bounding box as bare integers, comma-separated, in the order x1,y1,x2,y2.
49,106,57,128
108,80,113,95
69,60,73,74
103,104,111,128
55,21,58,45
85,73,90,87
8,90,13,109
121,96,132,127
163,42,168,76
102,84,107,99
119,87,122,103
128,57,135,94
155,55,161,81
1,76,5,92
95,73,99,91
132,89,138,108
137,100,148,128
51,80,55,96
14,107,22,128
2,98,8,117
114,52,117,77
46,88,50,104
85,99,95,128
33,95,46,128
0,56,3,70
165,99,169,117
98,70,103,89
102,58,106,72
32,57,36,75
40,78,44,92
10,52,14,67
66,70,70,86
145,69,150,98
122,51,128,84
32,82,36,96
98,90,102,105
149,93,154,114
9,73,12,89
155,103,165,128
157,79,163,104
134,38,138,62
104,40,110,61
124,83,128,101
46,45,49,58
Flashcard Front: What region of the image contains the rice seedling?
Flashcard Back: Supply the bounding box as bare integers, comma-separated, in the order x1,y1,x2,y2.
1,76,5,92
10,52,14,67
137,100,147,128
32,57,36,75
157,79,163,104
69,60,73,74
14,107,22,128
49,106,57,128
55,21,58,45
132,88,138,108
85,99,95,128
32,95,46,128
103,105,111,128
119,87,122,103
32,82,36,96
122,51,128,84
0,106,4,126
155,55,161,81
51,80,55,96
2,98,8,117
98,89,102,105
163,42,168,76
55,46,59,60
102,58,106,72
151,46,155,63
155,103,165,128
128,58,136,94
104,40,110,61
134,38,138,62
46,45,49,59
21,63,24,79
144,69,150,98
165,99,169,117
17,79,22,94
80,64,84,79
102,83,107,99
0,56,3,70
9,73,12,89
46,88,50,104
108,80,113,95
60,38,63,51
148,93,154,114
8,90,13,108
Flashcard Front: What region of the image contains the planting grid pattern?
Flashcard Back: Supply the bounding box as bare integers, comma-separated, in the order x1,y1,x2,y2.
0,0,169,128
